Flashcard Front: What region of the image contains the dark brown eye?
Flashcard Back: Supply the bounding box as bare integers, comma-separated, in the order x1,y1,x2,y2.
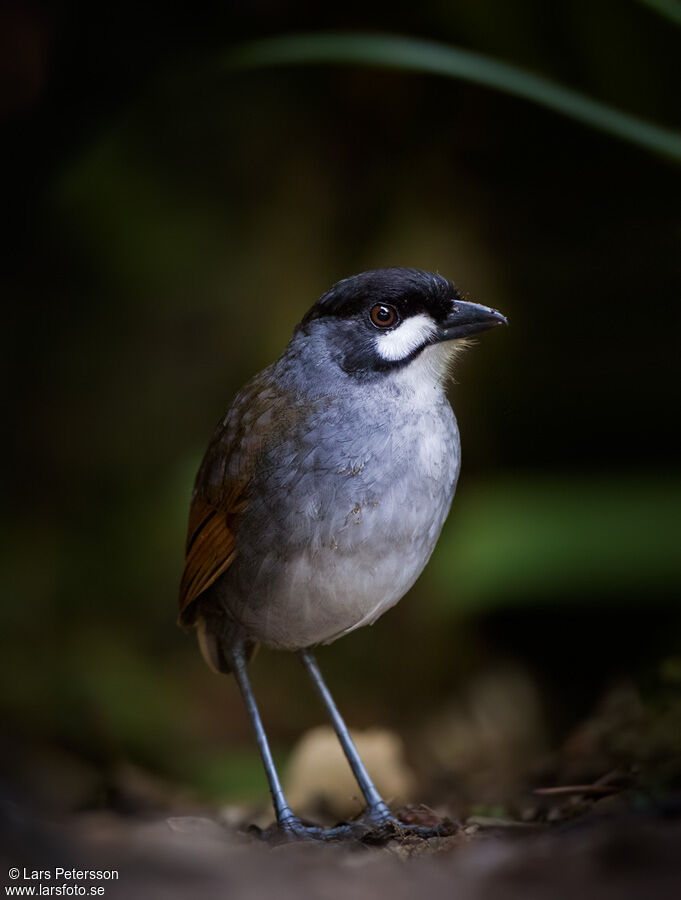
370,303,399,328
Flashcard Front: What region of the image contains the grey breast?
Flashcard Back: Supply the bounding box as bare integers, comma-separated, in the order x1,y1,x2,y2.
217,354,461,650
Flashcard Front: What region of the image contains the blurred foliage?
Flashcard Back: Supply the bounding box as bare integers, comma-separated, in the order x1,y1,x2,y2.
2,0,680,809
431,476,681,609
226,32,681,159
636,0,681,28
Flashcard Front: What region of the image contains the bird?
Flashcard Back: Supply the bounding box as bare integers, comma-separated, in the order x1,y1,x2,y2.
178,267,507,840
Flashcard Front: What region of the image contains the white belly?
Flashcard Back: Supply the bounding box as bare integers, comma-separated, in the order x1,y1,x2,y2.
239,520,442,649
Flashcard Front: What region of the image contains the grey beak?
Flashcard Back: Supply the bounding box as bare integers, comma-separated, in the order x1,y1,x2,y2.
440,300,508,340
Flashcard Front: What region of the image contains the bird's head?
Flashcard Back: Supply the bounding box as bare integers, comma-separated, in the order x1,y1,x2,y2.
296,267,507,383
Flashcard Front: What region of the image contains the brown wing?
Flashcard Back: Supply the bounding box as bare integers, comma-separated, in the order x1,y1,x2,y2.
178,487,246,626
178,379,263,626
178,370,299,627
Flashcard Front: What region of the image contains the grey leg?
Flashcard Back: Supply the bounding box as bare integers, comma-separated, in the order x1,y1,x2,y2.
298,648,391,824
227,643,296,825
227,643,368,841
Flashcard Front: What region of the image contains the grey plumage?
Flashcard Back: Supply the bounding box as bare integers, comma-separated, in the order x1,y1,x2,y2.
207,335,460,651
179,267,506,839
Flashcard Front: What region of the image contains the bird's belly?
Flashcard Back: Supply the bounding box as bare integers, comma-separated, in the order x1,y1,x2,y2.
232,520,437,649
239,530,435,650
223,422,459,649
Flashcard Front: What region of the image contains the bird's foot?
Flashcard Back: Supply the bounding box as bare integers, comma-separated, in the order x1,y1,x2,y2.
256,813,370,844
250,806,456,845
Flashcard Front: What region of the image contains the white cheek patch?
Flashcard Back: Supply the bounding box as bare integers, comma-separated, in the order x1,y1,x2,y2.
374,314,438,361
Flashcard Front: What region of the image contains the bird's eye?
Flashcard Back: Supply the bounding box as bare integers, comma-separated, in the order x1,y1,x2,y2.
369,304,399,328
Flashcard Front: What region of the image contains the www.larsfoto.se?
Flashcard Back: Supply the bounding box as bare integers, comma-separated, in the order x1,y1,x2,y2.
6,887,107,896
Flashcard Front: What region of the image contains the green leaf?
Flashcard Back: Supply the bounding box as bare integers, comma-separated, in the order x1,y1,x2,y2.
636,0,681,28
222,32,681,162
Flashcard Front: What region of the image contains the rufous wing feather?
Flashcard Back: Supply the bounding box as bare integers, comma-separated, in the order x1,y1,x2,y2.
178,371,296,627
178,414,254,626
178,496,240,624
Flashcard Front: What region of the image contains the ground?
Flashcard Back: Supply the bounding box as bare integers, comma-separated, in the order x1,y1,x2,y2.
3,793,681,900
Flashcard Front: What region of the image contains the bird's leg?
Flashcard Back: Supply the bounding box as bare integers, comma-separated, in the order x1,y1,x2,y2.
226,643,294,825
226,642,366,842
298,647,454,838
298,648,392,826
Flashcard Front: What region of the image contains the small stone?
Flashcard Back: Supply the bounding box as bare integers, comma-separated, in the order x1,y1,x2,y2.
283,726,417,821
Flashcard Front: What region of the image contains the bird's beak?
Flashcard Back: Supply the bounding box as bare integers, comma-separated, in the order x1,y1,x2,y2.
439,300,508,341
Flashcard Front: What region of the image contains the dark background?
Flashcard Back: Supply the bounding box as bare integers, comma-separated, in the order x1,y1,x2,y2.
2,0,680,814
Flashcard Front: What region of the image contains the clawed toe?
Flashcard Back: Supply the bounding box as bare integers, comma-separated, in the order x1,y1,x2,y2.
252,809,456,844
266,815,369,843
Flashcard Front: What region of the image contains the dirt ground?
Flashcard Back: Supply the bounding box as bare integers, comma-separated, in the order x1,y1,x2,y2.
4,676,681,899
3,796,681,900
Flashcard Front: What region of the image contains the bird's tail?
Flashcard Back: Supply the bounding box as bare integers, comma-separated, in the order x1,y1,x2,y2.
196,615,258,674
